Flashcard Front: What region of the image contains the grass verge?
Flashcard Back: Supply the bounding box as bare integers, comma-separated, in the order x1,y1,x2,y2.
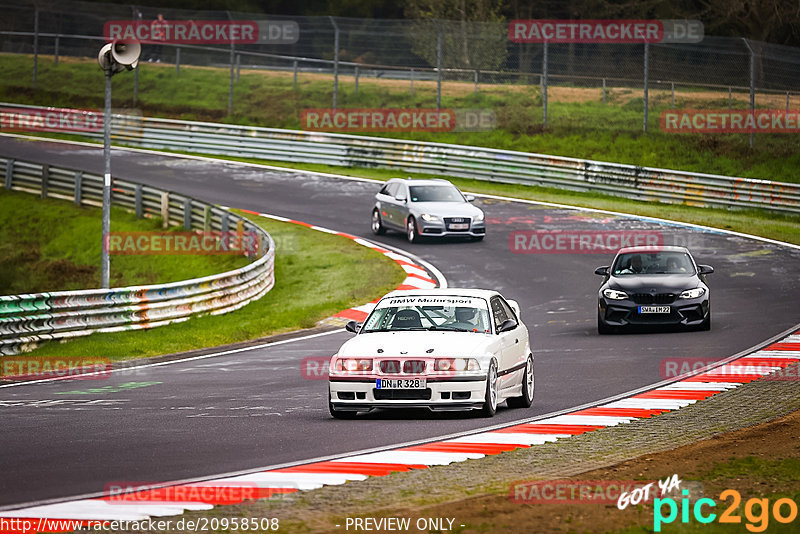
0,189,248,294
19,211,405,362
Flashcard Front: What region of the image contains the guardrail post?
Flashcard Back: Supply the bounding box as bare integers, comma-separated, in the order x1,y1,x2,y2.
203,205,211,231
175,47,180,75
221,212,230,233
74,171,83,205
160,191,169,228
354,65,359,95
41,164,49,199
5,159,13,190
54,35,59,66
134,184,143,218
183,198,192,230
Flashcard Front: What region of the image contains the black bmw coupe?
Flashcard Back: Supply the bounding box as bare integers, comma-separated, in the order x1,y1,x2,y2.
594,246,714,334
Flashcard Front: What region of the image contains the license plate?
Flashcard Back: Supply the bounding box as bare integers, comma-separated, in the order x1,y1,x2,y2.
449,223,468,230
376,378,426,389
639,306,670,314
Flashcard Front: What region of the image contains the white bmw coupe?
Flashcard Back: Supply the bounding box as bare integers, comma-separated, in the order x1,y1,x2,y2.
328,288,534,418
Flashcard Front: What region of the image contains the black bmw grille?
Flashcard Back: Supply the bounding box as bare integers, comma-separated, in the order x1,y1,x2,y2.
374,388,432,400
631,293,676,304
379,360,402,374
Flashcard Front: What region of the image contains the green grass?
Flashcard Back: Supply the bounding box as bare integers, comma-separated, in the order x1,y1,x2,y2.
18,211,406,361
0,189,248,294
2,53,799,183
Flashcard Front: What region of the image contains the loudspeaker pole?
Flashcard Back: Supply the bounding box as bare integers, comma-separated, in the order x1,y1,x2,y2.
101,68,112,288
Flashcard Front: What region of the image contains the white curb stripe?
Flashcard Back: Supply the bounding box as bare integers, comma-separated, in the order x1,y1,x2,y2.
446,433,567,445
332,451,483,465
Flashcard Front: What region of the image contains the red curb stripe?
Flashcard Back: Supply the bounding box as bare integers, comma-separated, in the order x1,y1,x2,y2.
401,442,523,454
273,462,428,475
766,343,800,350
634,390,716,400
239,208,259,215
683,374,757,383
495,423,604,435
100,486,296,504
405,272,437,284
396,284,424,291
333,309,369,321
572,407,667,417
290,220,314,228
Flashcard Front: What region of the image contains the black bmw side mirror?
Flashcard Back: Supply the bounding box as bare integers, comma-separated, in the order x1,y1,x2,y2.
698,265,714,275
497,318,517,333
345,320,361,333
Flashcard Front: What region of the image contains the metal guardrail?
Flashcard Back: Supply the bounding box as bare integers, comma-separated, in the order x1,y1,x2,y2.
3,103,796,214
0,156,275,356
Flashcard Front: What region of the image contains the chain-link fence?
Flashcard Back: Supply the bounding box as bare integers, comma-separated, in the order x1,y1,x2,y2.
1,0,799,140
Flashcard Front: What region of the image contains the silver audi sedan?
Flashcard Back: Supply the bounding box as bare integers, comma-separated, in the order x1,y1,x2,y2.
371,178,486,243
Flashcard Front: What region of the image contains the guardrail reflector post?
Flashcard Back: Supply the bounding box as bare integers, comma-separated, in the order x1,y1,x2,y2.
222,212,230,233
183,198,192,230
203,206,211,231
134,184,143,218
4,159,13,190
74,171,83,205
41,164,49,199
160,191,169,228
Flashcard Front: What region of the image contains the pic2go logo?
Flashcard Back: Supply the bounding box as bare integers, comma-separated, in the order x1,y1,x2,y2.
653,490,799,532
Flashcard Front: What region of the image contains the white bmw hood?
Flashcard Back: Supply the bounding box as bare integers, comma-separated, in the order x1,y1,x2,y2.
337,331,493,358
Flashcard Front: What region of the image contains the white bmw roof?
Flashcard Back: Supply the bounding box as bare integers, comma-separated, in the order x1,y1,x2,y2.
380,288,499,300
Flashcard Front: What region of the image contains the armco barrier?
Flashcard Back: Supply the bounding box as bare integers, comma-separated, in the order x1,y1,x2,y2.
2,102,799,214
0,157,275,356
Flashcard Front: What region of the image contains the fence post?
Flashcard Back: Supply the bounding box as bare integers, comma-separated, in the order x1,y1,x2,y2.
183,198,192,230
134,184,143,218
203,205,211,231
728,86,732,110
54,35,59,66
33,8,39,88
175,47,180,75
643,42,649,133
787,92,790,114
474,69,479,93
671,82,675,109
293,60,298,87
133,65,138,106
227,11,235,116
436,32,442,110
602,78,606,103
330,16,340,110
542,42,548,129
74,171,83,205
742,38,755,148
160,191,169,228
5,159,15,190
236,53,241,82
41,164,49,199
410,68,414,94
354,65,359,95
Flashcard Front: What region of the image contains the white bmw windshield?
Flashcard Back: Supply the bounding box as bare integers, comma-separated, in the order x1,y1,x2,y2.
362,296,490,333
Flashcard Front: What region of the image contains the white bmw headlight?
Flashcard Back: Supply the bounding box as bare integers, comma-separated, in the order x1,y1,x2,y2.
679,287,706,299
420,214,440,222
603,288,628,300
